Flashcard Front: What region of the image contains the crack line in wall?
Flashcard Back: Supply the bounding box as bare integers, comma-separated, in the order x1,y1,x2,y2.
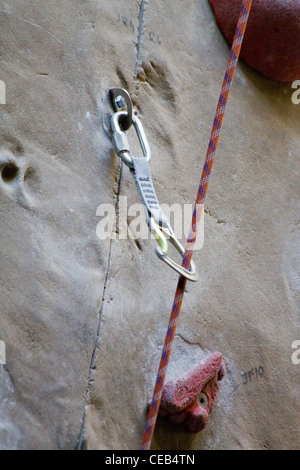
77,0,148,450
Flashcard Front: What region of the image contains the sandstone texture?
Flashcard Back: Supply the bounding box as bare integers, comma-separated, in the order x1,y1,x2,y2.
0,0,299,450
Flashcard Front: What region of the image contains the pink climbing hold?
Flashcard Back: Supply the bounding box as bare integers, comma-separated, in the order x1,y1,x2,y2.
209,0,300,82
153,352,226,434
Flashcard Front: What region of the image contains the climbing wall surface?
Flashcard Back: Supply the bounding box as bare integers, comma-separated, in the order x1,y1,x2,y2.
0,0,299,450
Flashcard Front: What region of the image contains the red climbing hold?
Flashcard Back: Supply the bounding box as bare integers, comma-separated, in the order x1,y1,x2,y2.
154,352,226,434
209,0,300,82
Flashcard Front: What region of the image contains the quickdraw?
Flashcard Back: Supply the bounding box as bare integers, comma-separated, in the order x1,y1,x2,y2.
110,88,198,282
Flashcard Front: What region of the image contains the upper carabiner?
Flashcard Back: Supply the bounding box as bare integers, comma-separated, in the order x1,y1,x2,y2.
110,111,151,168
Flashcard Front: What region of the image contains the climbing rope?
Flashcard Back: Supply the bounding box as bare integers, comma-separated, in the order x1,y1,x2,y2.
141,0,253,450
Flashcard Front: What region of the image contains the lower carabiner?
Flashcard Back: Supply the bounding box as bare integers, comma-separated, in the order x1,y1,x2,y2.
149,218,198,282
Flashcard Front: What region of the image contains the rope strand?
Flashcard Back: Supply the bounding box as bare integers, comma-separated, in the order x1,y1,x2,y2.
141,0,253,450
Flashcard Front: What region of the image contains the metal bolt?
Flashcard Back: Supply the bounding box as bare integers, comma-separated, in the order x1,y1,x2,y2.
115,95,126,111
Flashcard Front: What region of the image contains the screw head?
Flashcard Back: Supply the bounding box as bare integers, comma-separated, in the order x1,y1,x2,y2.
175,386,187,401
115,95,126,110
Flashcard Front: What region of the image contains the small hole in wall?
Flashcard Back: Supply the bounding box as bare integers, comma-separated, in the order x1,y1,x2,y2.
1,163,19,182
